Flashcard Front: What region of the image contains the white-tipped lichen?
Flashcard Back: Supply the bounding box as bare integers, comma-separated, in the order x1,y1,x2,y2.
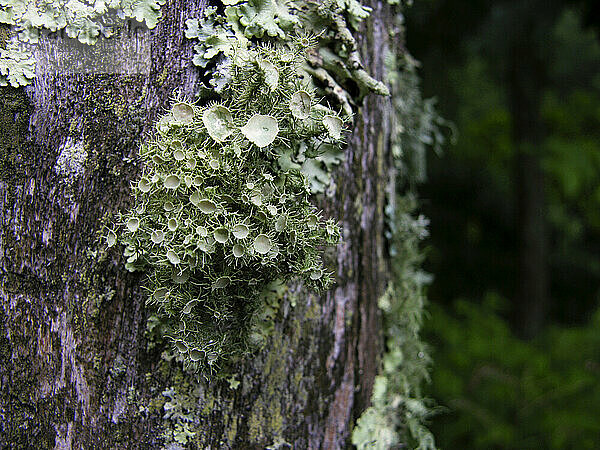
184,0,389,194
116,42,344,374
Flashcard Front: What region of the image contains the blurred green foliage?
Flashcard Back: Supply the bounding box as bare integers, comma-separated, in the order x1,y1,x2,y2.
404,1,600,448
426,296,600,449
409,5,600,322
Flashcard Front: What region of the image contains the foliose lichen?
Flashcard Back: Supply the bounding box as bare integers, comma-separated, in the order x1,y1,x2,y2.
102,0,390,376
111,40,346,374
185,0,389,193
187,1,388,100
0,0,165,87
0,35,34,86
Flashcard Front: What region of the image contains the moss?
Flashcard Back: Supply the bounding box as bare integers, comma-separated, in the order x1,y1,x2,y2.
200,394,214,416
0,86,32,183
156,66,169,87
0,292,73,449
303,291,321,322
246,329,289,444
247,404,284,444
225,417,239,445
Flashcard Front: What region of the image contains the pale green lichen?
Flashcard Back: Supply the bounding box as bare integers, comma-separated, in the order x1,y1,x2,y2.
112,41,344,375
334,0,371,28
385,50,448,185
186,1,388,103
143,277,292,447
0,35,33,87
161,385,199,445
352,8,443,450
54,137,88,185
0,0,165,86
185,0,389,193
112,0,392,377
184,7,239,69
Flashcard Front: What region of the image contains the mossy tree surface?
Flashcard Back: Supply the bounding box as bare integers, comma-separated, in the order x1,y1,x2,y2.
0,0,401,447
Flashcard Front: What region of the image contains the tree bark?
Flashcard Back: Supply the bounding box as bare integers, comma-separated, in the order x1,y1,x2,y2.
0,0,395,447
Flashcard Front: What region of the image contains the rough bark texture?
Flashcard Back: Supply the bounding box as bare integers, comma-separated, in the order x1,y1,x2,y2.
0,0,394,447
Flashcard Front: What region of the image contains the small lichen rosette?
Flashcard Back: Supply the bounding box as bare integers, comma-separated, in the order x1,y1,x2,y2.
115,44,345,372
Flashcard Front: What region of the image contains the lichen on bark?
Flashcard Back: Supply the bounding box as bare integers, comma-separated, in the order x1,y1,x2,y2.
0,0,411,448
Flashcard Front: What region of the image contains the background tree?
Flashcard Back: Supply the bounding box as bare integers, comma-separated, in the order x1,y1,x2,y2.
408,0,600,335
406,0,600,447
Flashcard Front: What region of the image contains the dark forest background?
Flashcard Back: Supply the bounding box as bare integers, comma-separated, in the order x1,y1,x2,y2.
404,0,600,447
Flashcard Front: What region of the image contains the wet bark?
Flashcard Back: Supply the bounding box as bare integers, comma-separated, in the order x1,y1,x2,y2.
0,0,395,447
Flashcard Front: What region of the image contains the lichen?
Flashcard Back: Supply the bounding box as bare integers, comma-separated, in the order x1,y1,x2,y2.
161,385,199,445
185,0,390,194
187,0,389,102
385,50,448,186
144,284,303,448
0,0,165,86
111,40,345,375
352,197,437,450
0,35,34,87
54,137,88,185
351,8,445,450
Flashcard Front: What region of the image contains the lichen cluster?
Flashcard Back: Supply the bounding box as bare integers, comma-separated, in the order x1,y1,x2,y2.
386,50,448,186
0,0,165,86
352,198,436,450
186,1,387,102
110,0,392,374
112,41,344,372
185,1,388,193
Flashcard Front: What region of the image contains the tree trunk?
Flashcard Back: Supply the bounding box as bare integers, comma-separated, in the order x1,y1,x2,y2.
508,24,548,339
0,0,395,447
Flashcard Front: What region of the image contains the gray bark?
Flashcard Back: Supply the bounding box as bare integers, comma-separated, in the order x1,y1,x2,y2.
0,0,395,447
